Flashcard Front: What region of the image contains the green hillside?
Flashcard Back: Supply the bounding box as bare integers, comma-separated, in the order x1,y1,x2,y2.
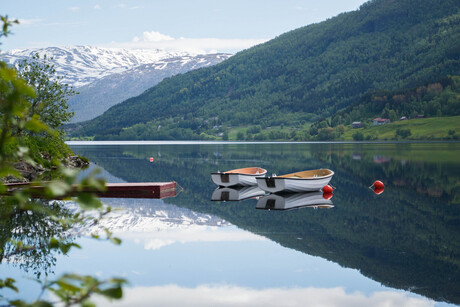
73,0,460,140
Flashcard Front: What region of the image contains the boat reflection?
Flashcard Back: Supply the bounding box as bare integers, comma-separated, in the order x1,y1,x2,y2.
211,186,266,201
256,191,334,211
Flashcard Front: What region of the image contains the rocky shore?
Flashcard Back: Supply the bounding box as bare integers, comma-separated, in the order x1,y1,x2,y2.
1,156,89,184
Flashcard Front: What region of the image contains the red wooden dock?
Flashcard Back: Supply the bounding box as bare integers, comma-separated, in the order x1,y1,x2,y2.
2,181,177,199
97,182,177,199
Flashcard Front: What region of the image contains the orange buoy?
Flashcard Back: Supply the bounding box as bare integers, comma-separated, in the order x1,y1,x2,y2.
323,192,333,200
322,185,333,193
149,157,154,162
373,187,384,195
373,180,384,189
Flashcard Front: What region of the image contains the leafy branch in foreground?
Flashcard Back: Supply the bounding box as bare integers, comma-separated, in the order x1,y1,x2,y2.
0,16,126,306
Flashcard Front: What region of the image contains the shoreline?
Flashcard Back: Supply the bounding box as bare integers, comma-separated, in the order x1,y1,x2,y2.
66,140,460,146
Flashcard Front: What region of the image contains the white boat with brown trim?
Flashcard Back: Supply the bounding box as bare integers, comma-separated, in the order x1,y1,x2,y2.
211,167,267,187
256,169,334,193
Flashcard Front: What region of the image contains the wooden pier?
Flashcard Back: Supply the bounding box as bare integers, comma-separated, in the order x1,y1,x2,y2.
97,182,177,199
2,181,178,199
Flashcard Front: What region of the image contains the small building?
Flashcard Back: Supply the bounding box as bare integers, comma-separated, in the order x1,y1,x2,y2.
373,118,390,125
400,116,408,121
352,121,362,129
415,115,425,119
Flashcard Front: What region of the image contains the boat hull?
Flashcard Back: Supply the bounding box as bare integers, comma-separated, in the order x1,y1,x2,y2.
256,173,333,193
211,167,267,187
256,192,333,210
211,186,266,201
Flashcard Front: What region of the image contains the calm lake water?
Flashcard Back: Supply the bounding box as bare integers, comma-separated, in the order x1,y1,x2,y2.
2,142,459,306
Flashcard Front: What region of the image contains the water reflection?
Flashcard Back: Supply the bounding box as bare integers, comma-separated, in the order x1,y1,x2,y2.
68,142,459,305
211,186,266,201
256,192,334,211
94,284,436,307
0,199,74,278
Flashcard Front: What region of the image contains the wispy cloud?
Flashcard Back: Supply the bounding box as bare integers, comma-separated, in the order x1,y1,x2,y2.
115,3,143,10
133,31,174,42
117,226,267,251
17,18,43,26
68,6,80,11
93,4,101,10
92,285,436,307
107,30,268,54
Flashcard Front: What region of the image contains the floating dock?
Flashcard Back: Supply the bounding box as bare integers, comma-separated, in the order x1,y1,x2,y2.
97,182,177,199
2,181,177,199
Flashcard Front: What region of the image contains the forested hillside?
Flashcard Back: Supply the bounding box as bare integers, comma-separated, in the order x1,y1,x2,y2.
74,0,460,140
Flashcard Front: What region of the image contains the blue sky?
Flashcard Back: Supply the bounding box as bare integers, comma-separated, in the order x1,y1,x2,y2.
1,0,367,53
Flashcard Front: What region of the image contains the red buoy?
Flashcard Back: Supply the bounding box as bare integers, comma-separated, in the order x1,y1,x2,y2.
373,180,384,189
373,187,384,195
323,192,333,200
149,157,154,162
322,185,333,193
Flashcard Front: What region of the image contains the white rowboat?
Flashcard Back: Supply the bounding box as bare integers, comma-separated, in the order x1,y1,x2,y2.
256,169,334,193
211,167,267,187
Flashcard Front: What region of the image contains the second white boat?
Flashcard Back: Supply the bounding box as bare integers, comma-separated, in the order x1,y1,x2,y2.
256,168,334,193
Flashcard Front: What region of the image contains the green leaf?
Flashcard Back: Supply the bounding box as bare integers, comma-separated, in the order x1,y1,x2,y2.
59,243,71,255
0,167,21,178
81,300,96,307
77,192,102,209
110,237,122,245
100,286,123,299
56,281,80,293
46,181,70,197
49,237,59,249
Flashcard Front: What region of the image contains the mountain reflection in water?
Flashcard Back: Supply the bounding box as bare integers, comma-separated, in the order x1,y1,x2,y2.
63,142,460,305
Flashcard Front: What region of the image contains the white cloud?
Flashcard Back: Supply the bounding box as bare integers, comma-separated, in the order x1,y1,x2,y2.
114,3,141,10
17,18,43,26
138,31,174,42
94,4,101,10
69,6,80,11
107,30,268,54
118,226,267,250
92,285,436,307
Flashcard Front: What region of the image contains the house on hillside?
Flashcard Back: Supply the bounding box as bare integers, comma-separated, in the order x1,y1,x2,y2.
352,121,362,128
373,118,390,125
400,116,408,121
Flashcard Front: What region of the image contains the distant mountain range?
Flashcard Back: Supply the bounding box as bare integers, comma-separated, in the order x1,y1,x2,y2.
67,53,230,122
1,46,231,122
71,0,460,140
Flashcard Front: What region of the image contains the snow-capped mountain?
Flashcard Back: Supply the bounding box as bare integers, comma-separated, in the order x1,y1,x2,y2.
67,53,231,123
1,45,231,123
69,198,234,250
1,46,196,87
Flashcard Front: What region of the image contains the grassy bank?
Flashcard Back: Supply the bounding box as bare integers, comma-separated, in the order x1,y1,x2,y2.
342,116,460,141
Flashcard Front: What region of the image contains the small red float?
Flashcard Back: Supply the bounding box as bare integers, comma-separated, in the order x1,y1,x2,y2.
322,185,333,193
373,180,384,189
323,192,333,200
149,157,154,162
369,180,385,195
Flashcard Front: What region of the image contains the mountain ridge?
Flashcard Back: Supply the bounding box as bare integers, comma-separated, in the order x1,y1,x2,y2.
1,46,231,123
74,0,460,140
1,45,196,87
67,53,231,122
